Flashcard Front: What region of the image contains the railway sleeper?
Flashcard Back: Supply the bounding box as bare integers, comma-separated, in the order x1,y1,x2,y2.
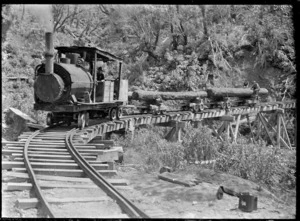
10,153,97,161
4,172,129,185
11,168,118,177
7,182,133,192
2,161,109,170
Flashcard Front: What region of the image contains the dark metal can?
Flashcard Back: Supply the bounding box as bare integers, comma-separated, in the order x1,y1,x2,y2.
238,192,258,212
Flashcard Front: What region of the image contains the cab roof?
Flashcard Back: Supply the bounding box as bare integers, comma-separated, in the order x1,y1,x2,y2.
55,46,122,63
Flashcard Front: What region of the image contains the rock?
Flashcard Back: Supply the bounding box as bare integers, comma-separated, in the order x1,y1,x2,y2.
4,108,36,137
5,108,37,124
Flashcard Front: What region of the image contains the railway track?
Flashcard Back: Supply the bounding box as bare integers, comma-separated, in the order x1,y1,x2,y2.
3,126,149,218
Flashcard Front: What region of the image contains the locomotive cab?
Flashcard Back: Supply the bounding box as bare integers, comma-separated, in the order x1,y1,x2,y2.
55,46,126,104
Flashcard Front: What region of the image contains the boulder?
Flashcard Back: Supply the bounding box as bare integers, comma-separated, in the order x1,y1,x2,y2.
4,108,37,136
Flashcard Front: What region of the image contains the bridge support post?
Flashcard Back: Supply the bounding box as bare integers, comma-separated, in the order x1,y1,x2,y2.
233,114,241,143
128,119,135,142
164,121,185,142
277,109,282,148
276,109,292,149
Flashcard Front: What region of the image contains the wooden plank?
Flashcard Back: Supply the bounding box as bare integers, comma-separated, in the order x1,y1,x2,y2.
12,168,117,177
217,122,225,135
11,153,97,160
17,197,112,209
158,174,195,187
233,114,241,142
2,161,108,170
216,115,235,122
7,182,101,191
277,112,281,147
7,147,69,152
31,182,130,190
280,115,292,149
207,122,223,142
258,113,275,146
165,127,176,141
13,158,76,163
260,112,290,149
3,172,128,185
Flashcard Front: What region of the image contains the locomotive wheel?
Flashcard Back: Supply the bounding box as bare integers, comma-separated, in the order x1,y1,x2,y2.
109,108,117,121
46,113,54,126
117,107,123,120
85,112,89,127
78,112,85,130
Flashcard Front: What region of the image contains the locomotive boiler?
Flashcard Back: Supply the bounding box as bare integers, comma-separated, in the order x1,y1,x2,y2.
34,32,128,128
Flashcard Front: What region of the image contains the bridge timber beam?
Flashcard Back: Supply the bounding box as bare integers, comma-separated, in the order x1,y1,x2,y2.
76,101,295,147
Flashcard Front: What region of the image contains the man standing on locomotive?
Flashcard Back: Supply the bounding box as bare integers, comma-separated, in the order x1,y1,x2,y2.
251,81,260,97
97,67,105,82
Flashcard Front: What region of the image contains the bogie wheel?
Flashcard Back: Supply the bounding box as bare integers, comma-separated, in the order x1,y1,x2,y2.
199,104,204,111
226,102,231,109
152,109,158,115
84,112,89,127
46,113,54,126
117,107,123,120
109,108,117,121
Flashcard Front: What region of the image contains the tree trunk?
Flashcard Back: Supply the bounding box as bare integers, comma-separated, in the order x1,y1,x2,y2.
132,90,208,101
206,87,268,98
199,5,208,37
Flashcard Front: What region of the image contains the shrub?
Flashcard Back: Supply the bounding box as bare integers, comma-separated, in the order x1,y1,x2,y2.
182,124,220,163
215,139,296,191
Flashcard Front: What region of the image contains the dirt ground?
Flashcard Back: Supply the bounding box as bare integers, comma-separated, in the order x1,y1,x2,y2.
116,165,296,219
1,163,296,219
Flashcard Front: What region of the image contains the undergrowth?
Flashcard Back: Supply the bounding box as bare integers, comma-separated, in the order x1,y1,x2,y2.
113,124,296,198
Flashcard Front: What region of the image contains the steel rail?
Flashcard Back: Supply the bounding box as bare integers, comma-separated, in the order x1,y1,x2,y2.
65,129,149,218
23,130,56,218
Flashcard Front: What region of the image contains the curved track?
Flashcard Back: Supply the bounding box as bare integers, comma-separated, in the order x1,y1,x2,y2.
21,127,148,218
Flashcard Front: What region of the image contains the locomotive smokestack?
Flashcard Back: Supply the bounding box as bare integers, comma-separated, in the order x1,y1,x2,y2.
45,32,54,74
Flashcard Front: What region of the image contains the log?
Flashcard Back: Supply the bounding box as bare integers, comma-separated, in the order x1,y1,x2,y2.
132,90,208,101
206,87,268,98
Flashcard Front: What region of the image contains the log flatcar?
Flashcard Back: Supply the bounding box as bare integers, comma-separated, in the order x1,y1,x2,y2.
34,33,128,128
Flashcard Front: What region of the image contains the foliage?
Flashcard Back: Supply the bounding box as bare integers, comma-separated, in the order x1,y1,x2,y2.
215,138,296,191
182,124,220,162
114,126,185,172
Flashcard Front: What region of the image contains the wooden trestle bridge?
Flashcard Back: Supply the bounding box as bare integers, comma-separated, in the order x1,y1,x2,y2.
81,100,296,149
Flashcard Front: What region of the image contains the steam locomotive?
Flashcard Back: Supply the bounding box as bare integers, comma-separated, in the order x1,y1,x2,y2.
34,32,128,129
